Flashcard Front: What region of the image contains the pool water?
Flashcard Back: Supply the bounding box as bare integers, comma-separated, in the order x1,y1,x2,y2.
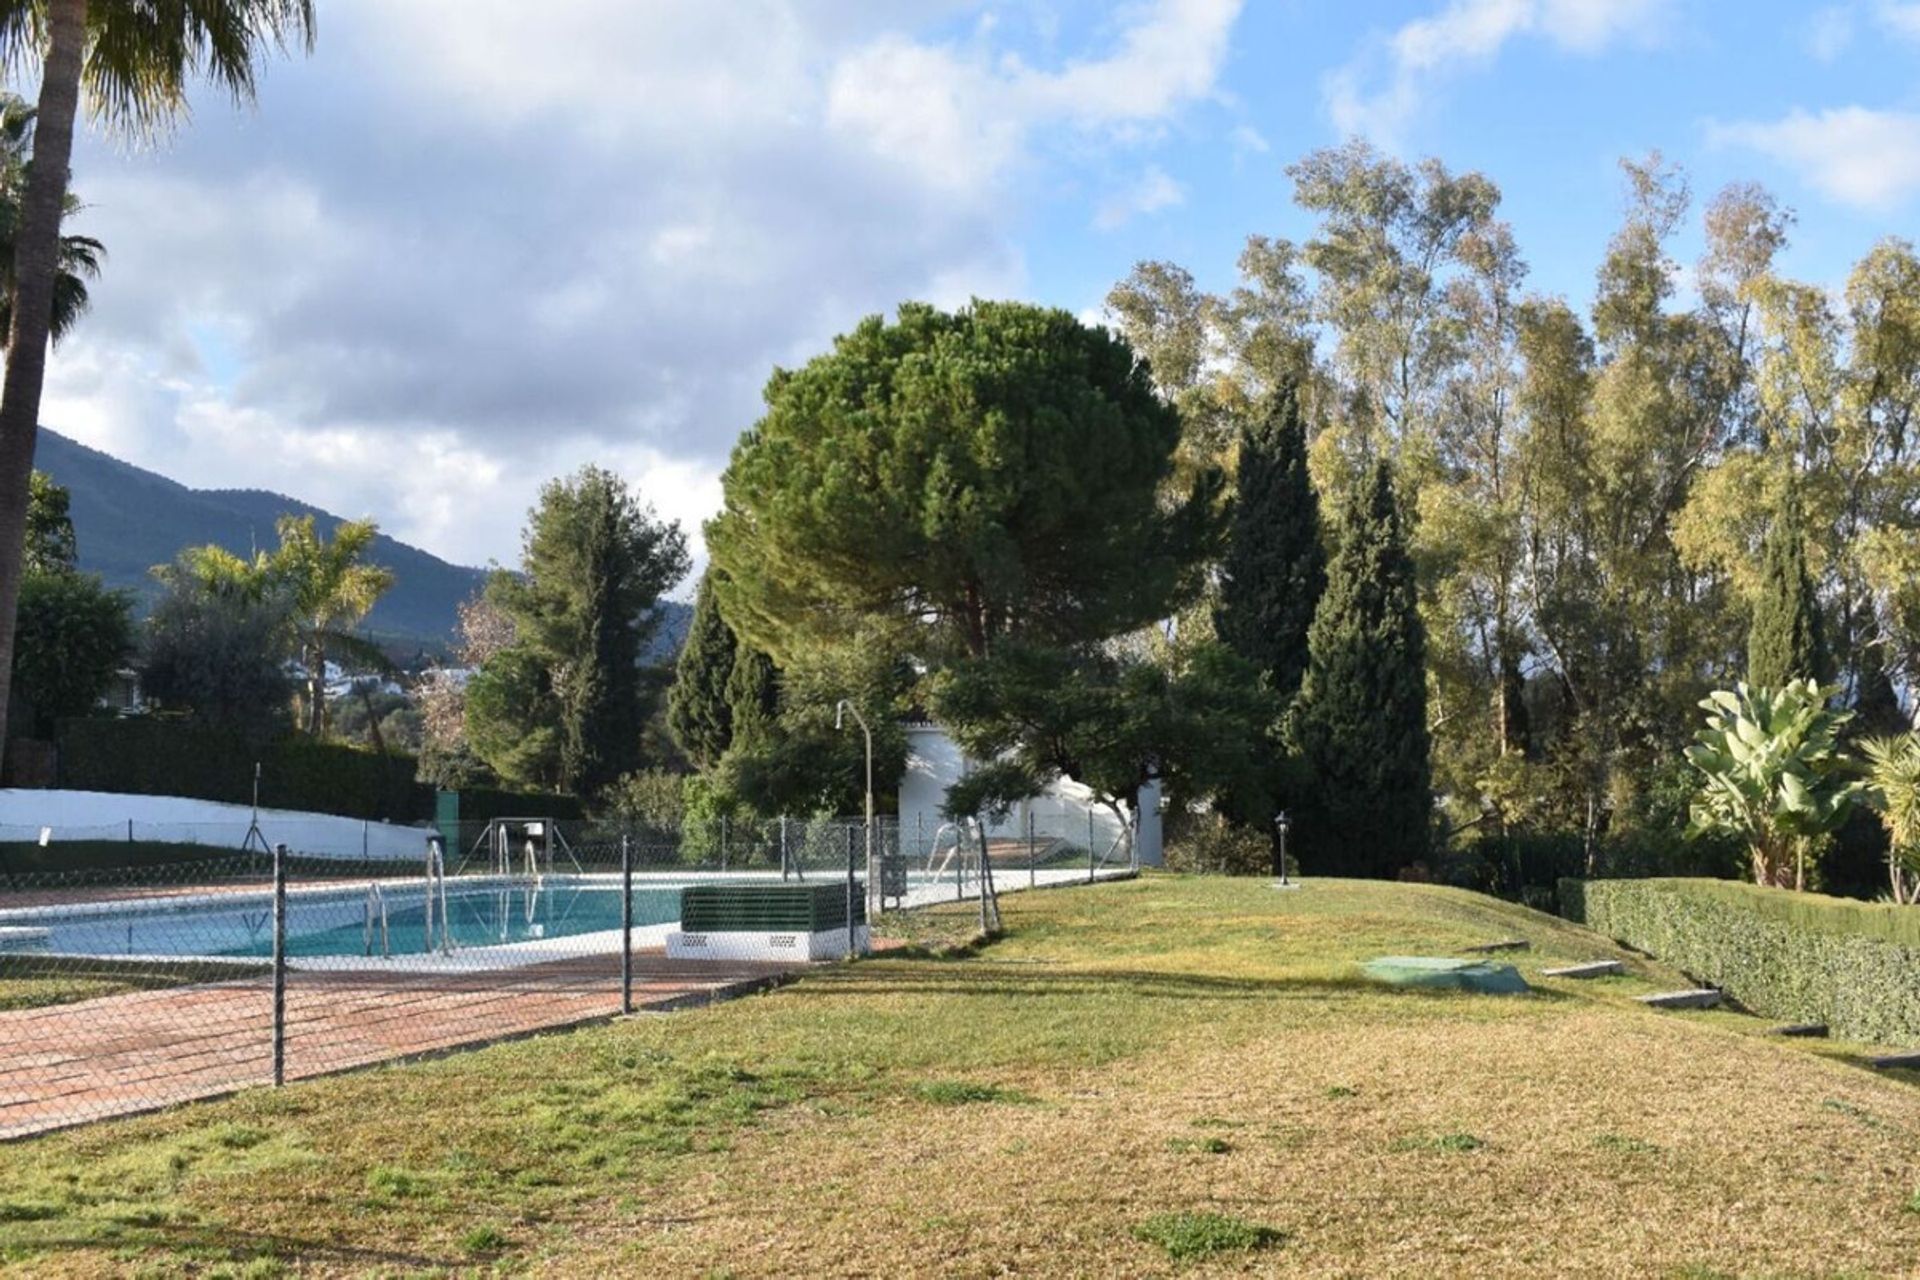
18,882,685,959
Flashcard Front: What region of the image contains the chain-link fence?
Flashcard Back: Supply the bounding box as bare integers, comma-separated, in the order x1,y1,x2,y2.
0,814,1133,1140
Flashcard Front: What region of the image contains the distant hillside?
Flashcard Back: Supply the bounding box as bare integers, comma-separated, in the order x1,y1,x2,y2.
32,429,691,656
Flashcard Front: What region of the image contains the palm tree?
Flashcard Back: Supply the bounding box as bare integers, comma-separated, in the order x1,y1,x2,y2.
0,0,316,748
1860,735,1920,905
0,94,103,347
269,515,395,736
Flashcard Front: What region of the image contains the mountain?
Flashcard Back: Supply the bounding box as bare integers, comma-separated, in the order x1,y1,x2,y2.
31,429,692,656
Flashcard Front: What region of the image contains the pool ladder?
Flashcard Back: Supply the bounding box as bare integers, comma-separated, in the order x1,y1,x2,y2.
421,837,455,955
362,882,391,957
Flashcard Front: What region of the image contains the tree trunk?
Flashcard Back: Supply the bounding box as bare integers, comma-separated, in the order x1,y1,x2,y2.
306,635,326,736
0,0,88,745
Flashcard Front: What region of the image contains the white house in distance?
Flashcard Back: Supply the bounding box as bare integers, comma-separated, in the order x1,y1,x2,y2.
897,721,1163,866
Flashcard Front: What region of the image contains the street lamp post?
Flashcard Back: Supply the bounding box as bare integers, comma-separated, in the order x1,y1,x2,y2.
835,700,875,925
1272,811,1293,889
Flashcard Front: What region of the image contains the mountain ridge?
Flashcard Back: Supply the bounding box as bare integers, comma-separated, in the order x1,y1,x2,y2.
30,428,690,655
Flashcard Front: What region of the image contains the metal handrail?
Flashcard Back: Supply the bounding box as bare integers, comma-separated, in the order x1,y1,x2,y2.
362,882,390,957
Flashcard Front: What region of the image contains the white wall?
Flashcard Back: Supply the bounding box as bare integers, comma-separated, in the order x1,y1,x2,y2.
897,724,1137,861
0,789,433,861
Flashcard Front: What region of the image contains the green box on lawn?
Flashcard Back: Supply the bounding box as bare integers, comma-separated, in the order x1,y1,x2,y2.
680,882,867,934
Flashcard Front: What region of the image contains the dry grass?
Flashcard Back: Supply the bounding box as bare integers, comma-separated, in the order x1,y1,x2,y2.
1,875,1917,1277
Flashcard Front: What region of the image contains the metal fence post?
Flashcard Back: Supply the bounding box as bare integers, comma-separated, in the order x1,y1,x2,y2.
721,815,728,872
620,833,634,1015
779,815,789,881
271,842,288,1088
1028,810,1036,889
1088,810,1096,883
844,823,858,961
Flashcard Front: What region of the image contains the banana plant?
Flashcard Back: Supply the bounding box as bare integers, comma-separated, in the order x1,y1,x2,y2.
1684,680,1864,889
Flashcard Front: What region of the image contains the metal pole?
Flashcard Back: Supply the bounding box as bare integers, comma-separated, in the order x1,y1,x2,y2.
977,819,989,935
721,815,728,872
1028,810,1036,889
1088,809,1096,883
271,842,287,1088
620,834,633,1015
779,815,789,882
844,823,858,961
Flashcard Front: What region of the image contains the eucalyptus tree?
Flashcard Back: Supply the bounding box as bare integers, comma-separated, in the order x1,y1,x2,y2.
0,0,316,750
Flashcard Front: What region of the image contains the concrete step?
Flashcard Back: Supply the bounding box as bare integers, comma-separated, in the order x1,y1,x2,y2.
1541,960,1624,979
1638,988,1722,1010
1868,1051,1920,1070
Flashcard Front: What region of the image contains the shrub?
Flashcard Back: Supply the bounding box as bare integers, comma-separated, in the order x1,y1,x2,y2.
1561,877,1920,1044
1164,812,1272,876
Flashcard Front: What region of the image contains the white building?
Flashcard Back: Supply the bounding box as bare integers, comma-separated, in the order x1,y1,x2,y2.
896,721,1162,866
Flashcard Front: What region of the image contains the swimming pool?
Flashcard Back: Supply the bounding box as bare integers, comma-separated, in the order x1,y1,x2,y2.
3,879,690,960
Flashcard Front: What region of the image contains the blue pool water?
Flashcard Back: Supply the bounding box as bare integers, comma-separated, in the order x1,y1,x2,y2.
15,882,688,959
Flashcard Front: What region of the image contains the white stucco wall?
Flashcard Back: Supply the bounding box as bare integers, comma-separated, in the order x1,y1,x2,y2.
0,789,433,861
897,724,1153,863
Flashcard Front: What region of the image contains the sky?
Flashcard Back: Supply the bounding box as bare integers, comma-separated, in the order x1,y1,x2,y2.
30,0,1920,588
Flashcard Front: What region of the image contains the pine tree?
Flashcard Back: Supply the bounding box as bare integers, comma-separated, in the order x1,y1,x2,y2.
1214,381,1325,706
1290,461,1431,877
1747,488,1828,690
668,572,738,769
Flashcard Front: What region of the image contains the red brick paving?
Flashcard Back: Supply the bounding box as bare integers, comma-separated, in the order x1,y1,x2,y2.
0,949,797,1139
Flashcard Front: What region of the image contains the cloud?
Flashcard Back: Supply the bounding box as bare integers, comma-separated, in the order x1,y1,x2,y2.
1709,107,1920,212
1325,0,1672,144
1879,2,1920,41
40,0,1244,574
1094,166,1186,230
1804,5,1854,60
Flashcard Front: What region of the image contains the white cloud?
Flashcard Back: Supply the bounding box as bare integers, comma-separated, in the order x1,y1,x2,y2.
1094,166,1186,230
1878,1,1920,41
43,0,1244,573
1229,124,1270,156
1805,6,1854,60
1709,107,1920,212
1326,0,1672,143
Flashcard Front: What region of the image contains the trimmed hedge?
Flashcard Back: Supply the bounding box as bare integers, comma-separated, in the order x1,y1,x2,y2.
57,718,429,822
50,717,589,831
1561,877,1920,1045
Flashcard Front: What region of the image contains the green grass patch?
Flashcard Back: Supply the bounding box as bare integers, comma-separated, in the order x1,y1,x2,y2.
1391,1132,1484,1153
911,1079,1033,1106
460,1224,510,1253
1594,1133,1660,1155
1165,1136,1232,1154
1132,1210,1284,1261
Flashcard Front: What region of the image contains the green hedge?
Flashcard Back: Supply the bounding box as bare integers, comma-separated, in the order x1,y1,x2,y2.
56,718,431,823
1560,877,1920,1045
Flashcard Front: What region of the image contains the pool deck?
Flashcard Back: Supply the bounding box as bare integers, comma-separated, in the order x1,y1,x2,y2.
0,949,795,1140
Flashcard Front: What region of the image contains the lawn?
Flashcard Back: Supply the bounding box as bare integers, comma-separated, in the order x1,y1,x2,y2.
2,875,1918,1277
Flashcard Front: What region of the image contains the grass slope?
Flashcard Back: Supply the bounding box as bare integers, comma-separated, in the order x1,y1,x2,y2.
2,876,1918,1277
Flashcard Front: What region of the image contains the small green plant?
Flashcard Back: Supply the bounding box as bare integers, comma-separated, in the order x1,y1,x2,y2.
1132,1211,1283,1261
1903,1189,1920,1215
461,1224,509,1254
912,1080,1031,1106
1165,1136,1232,1155
1593,1133,1659,1155
1325,1085,1357,1098
1391,1132,1483,1153
210,1124,270,1151
364,1166,427,1198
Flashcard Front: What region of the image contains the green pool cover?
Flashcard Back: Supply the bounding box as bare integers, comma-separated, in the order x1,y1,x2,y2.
1361,956,1531,995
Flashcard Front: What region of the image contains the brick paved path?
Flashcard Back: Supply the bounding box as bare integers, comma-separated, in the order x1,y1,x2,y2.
0,950,795,1139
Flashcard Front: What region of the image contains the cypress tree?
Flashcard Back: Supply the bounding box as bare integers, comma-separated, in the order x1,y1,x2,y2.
725,646,780,753
1290,461,1431,878
1214,381,1326,705
1747,488,1828,690
668,572,738,769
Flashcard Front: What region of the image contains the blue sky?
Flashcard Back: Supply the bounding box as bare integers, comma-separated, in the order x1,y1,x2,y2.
33,1,1920,577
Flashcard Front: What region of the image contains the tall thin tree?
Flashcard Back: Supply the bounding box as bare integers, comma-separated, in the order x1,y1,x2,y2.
1291,462,1432,877
0,0,316,746
1747,486,1828,690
